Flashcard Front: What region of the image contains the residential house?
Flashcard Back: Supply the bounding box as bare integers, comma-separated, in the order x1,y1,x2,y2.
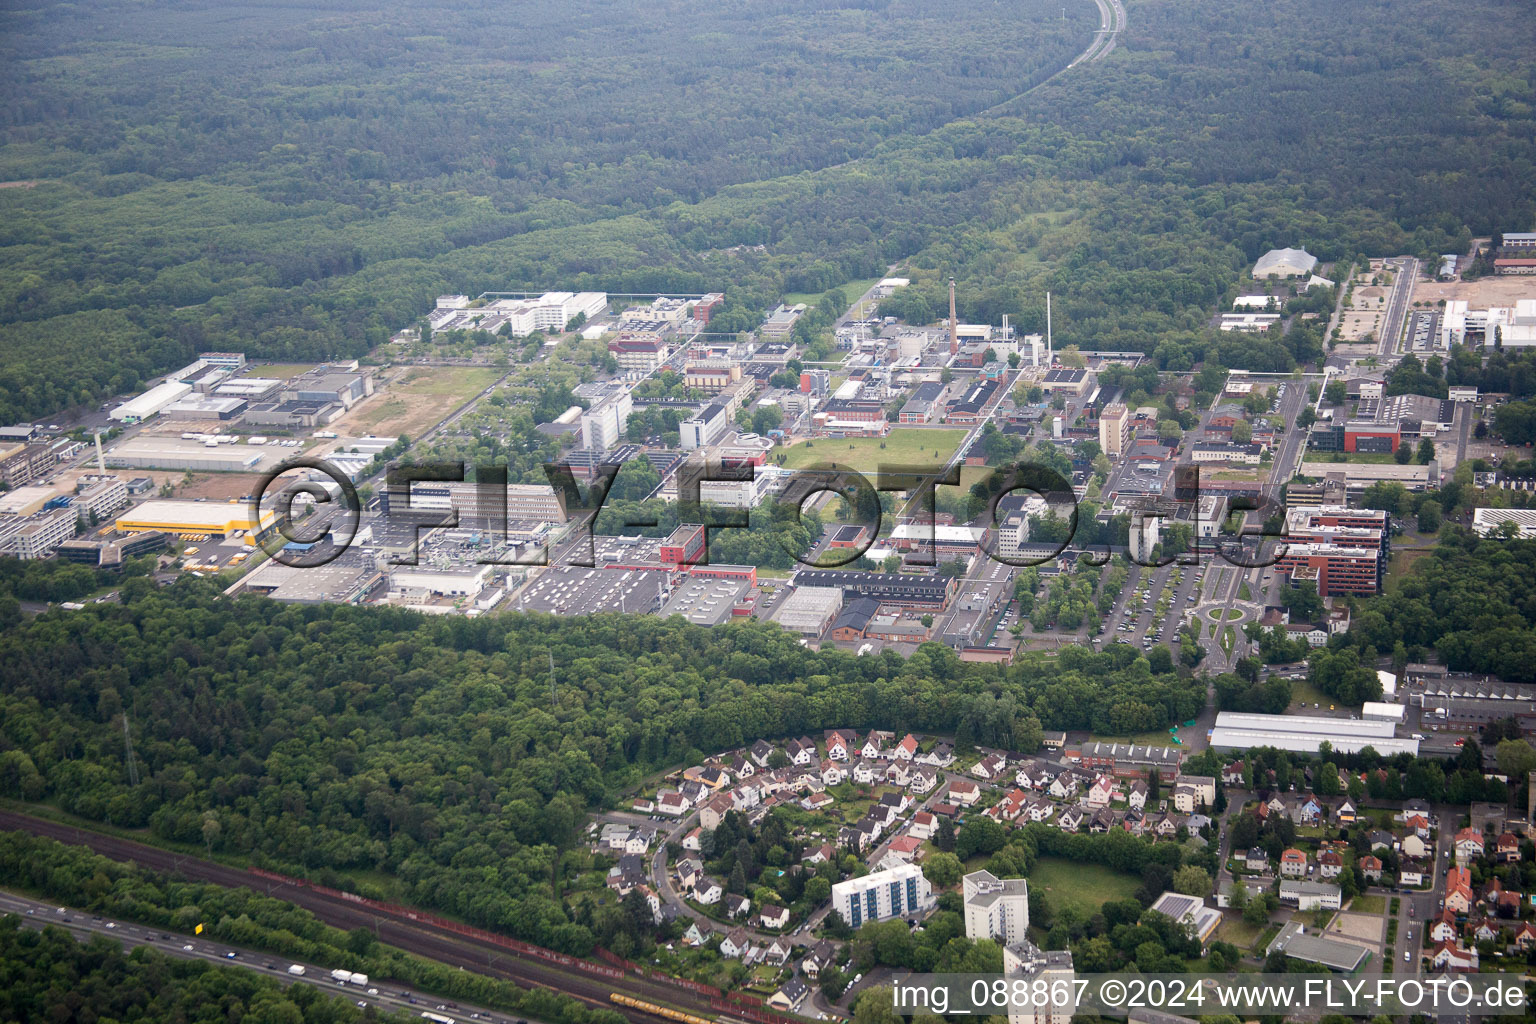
729,755,753,779
821,760,847,786
1317,849,1343,880
631,798,655,813
1335,799,1357,825
917,742,955,767
1512,922,1536,952
1049,773,1081,800
1398,860,1427,888
852,759,879,785
1172,775,1216,814
676,857,703,891
786,737,817,765
759,905,790,930
886,835,924,862
1086,775,1117,809
725,894,751,920
802,940,837,978
1367,829,1396,852
1057,806,1085,831
682,921,713,947
1497,832,1522,863
801,792,834,812
749,739,775,766
699,792,734,830
885,761,911,787
1222,761,1246,786
767,977,808,1013
948,779,982,806
1127,779,1149,811
1090,807,1117,833
1401,832,1431,860
1469,917,1500,944
1152,813,1181,839
678,780,709,805
733,782,763,811
1429,941,1478,972
1360,854,1383,882
606,853,648,894
1241,847,1269,871
1025,798,1056,824
1404,813,1431,838
909,768,938,794
762,937,793,966
893,734,919,761
972,753,1007,780
1291,794,1324,826
1187,813,1213,833
860,734,885,759
802,842,834,866
1445,867,1474,914
1429,910,1459,944
695,878,723,906
682,827,702,852
1454,827,1485,866
825,729,857,760
910,811,937,841
657,790,690,816
1280,848,1309,878
719,928,753,959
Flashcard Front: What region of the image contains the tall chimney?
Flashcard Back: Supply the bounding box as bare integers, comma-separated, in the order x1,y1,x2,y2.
94,431,106,475
1046,291,1053,366
948,278,959,356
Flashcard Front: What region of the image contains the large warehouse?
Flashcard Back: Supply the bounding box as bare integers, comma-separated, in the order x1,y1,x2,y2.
1208,711,1418,756
114,499,277,542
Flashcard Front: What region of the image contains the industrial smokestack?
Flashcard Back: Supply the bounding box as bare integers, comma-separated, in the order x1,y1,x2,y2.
1046,291,1053,366
948,278,959,356
94,431,106,475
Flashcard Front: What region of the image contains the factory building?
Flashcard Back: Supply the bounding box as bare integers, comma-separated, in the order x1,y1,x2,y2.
110,380,193,422
1208,712,1418,756
114,499,278,543
791,569,958,611
771,586,844,636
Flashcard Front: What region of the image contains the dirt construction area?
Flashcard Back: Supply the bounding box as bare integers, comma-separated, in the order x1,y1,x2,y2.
1413,276,1536,307
332,366,501,440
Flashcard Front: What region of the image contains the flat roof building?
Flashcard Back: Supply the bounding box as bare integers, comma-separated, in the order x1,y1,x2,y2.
772,586,843,636
1208,711,1417,756
115,499,278,541
793,569,957,610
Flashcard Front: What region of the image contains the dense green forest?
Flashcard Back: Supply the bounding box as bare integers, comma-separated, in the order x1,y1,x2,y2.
0,917,393,1024
3,0,1535,420
0,574,1199,954
1336,532,1536,681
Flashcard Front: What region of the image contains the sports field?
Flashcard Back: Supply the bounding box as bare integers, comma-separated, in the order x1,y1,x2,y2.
777,428,968,474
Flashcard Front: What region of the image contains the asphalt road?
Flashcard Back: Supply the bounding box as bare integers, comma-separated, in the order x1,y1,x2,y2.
0,888,523,1024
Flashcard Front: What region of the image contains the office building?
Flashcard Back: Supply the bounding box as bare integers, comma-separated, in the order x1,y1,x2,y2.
1275,541,1381,595
680,403,732,450
831,863,933,928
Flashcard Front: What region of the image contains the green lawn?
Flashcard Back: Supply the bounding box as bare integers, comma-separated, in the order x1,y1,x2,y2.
777,428,969,474
783,276,882,311
1351,893,1386,914
1215,916,1265,949
1385,548,1432,593
1028,857,1140,918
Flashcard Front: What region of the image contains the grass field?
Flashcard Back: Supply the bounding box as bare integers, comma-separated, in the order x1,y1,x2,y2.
341,367,501,438
1386,548,1432,593
1351,893,1387,914
1029,858,1140,918
1214,916,1265,950
777,428,968,473
1287,676,1349,709
783,277,882,311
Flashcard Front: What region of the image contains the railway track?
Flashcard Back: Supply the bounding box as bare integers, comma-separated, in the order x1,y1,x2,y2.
0,809,733,1024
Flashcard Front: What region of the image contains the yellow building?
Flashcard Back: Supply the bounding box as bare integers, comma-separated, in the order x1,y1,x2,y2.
115,499,277,543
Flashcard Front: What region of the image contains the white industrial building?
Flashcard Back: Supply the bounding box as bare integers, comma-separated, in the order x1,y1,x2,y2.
388,565,492,598
1208,712,1418,756
830,863,933,929
963,870,1030,944
1442,299,1536,348
772,586,843,636
680,403,732,450
580,392,633,450
429,291,607,337
1252,247,1318,279
1361,701,1406,724
1472,507,1536,538
110,380,193,422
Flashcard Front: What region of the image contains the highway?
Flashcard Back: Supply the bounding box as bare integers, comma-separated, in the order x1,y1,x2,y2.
0,809,737,1024
0,888,523,1024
